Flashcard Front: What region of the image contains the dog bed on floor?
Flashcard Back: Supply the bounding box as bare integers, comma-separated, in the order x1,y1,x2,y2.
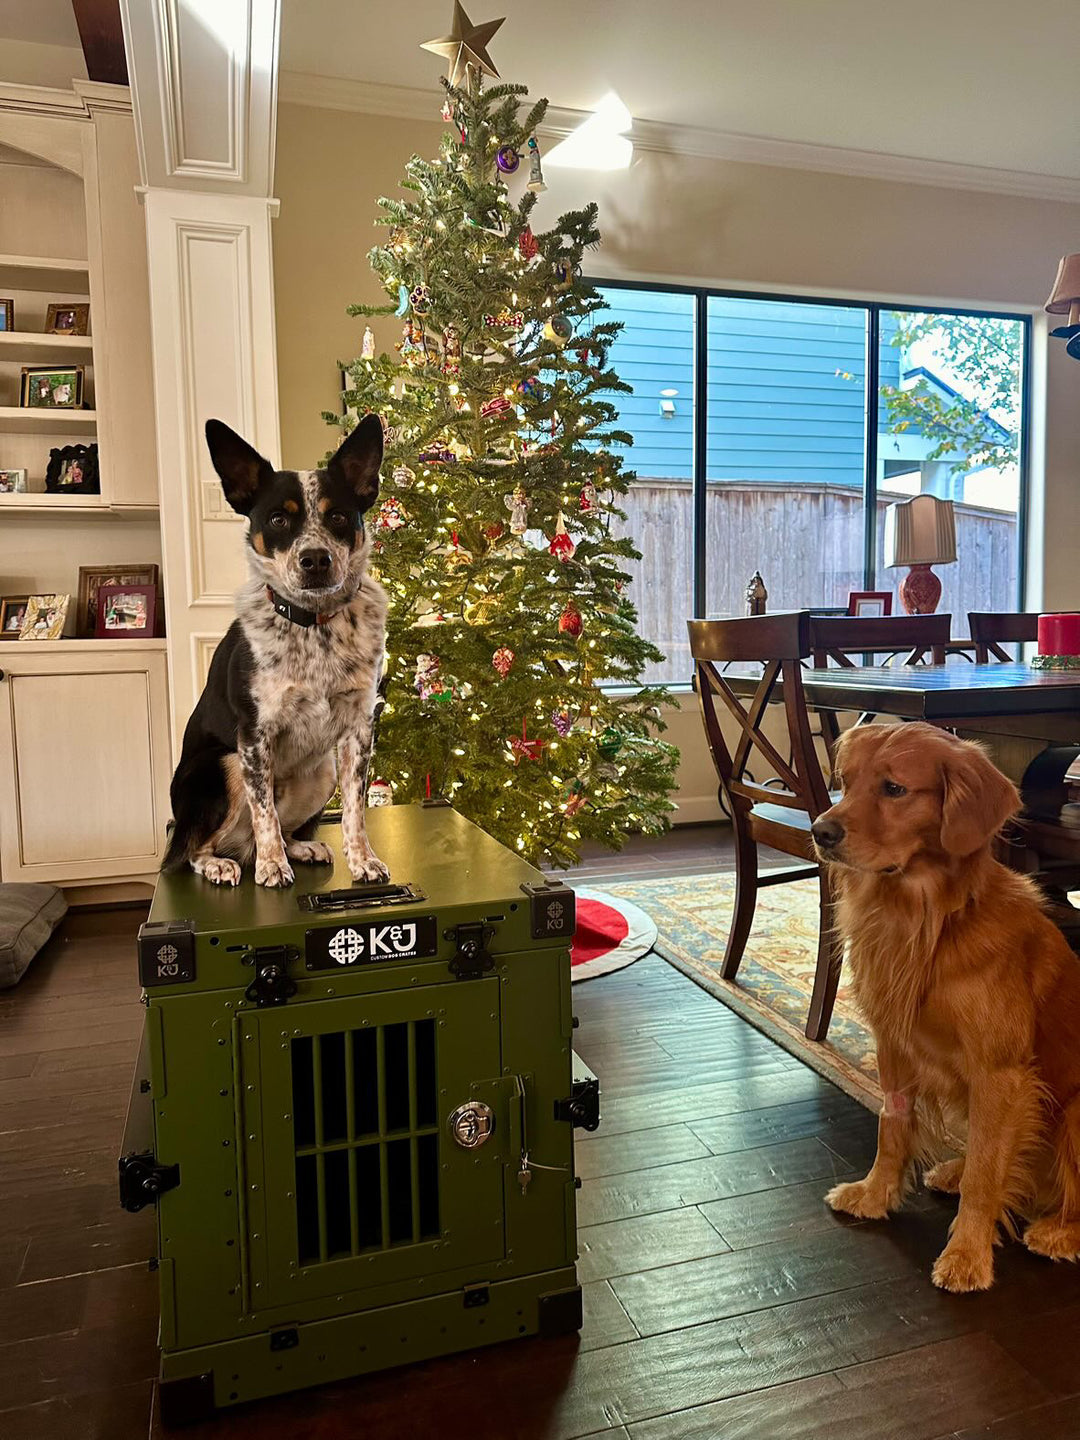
570,885,657,981
0,883,67,988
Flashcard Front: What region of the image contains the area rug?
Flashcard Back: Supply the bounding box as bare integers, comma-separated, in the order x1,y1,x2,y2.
600,873,880,1110
570,886,658,982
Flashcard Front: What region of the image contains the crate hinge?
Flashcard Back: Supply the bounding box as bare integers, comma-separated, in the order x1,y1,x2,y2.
118,1150,180,1212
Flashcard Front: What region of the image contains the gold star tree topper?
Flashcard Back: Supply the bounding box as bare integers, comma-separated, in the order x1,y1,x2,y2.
421,2,504,88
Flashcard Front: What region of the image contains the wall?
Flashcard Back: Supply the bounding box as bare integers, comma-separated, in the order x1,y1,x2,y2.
273,98,1080,822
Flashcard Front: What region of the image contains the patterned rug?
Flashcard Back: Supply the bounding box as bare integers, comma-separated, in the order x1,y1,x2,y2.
602,873,880,1111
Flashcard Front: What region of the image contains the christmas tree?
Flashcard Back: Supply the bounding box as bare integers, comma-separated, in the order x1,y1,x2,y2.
325,12,678,868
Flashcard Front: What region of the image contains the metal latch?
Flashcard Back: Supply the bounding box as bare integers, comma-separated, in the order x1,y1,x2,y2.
463,1282,490,1308
244,945,299,1006
555,1052,600,1131
119,1150,180,1212
446,922,494,980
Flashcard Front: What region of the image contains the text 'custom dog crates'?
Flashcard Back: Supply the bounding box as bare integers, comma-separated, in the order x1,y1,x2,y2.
120,804,597,1426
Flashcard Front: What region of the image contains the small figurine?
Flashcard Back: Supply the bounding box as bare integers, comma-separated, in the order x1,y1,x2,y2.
361,325,376,360
504,485,531,535
414,653,442,698
441,324,462,377
746,571,768,616
527,135,546,193
366,778,393,807
579,480,598,513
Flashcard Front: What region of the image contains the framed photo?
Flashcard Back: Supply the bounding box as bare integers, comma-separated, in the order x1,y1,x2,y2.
0,468,27,493
95,583,156,639
77,562,159,638
847,591,893,618
19,593,70,641
0,299,12,332
45,442,98,496
20,366,84,409
44,302,89,336
0,595,29,639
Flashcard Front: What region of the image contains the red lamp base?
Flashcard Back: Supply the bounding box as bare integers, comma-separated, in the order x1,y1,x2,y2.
898,564,942,615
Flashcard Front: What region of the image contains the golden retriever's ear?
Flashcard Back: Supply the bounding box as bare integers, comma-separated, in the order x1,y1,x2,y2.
939,741,1020,856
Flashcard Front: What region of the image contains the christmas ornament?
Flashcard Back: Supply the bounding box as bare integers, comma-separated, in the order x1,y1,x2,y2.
526,135,546,193
564,787,588,818
553,261,581,290
504,485,531,534
414,653,442,698
492,646,515,677
440,97,454,122
484,308,525,330
543,314,573,347
392,463,415,489
446,529,473,566
551,710,573,737
597,726,624,760
484,521,504,542
380,417,399,446
367,778,393,807
480,393,513,420
409,282,432,314
361,325,376,359
441,324,462,376
548,511,576,561
395,283,410,317
557,599,583,638
517,375,538,396
509,716,545,765
579,480,598,512
420,3,504,89
518,227,540,262
418,446,457,464
376,497,408,531
495,145,520,174
398,318,426,362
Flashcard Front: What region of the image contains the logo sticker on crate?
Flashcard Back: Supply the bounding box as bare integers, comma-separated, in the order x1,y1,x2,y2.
305,916,439,969
137,920,196,987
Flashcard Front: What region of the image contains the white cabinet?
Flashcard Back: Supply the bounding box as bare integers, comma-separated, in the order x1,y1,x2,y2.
0,639,171,885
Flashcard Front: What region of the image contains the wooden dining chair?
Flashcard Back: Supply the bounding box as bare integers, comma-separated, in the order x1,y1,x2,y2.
807,613,952,764
688,610,843,1042
968,612,1040,663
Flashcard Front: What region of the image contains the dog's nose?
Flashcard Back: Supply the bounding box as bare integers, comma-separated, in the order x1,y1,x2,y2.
811,817,845,850
299,549,333,576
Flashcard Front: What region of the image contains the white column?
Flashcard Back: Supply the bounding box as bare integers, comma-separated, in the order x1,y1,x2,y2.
119,0,282,746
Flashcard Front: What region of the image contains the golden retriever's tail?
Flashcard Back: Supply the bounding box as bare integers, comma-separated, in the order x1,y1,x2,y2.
1052,1094,1080,1221
997,1069,1053,1239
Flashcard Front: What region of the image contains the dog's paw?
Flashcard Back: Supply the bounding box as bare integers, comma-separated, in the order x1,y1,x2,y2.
931,1239,995,1292
924,1159,965,1194
1023,1217,1080,1261
286,839,334,866
255,855,294,888
825,1178,892,1220
347,849,390,884
194,856,241,886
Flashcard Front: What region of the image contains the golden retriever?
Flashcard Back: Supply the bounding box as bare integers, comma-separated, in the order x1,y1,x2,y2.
811,721,1080,1292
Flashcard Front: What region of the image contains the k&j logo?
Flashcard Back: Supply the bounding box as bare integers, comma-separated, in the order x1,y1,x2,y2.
328,927,366,965
156,943,180,978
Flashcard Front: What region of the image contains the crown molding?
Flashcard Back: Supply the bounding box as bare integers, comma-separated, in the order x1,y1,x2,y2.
278,69,1080,205
0,79,131,120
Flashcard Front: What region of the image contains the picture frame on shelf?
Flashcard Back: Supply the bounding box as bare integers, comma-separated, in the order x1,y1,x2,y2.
847,591,893,618
19,593,70,641
44,302,90,336
20,366,85,409
0,469,28,493
0,299,12,332
76,563,159,638
95,583,156,639
45,443,99,496
0,595,29,639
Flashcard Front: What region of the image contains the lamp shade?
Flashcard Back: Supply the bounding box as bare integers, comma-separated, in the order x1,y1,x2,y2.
1045,254,1080,314
883,494,957,568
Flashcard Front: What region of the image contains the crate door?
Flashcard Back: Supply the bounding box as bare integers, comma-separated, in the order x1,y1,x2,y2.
250,980,505,1307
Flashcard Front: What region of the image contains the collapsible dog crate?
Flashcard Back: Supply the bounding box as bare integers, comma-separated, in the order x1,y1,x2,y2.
120,804,596,1425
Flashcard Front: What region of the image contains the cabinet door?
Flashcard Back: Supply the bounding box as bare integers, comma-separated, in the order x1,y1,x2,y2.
0,649,171,882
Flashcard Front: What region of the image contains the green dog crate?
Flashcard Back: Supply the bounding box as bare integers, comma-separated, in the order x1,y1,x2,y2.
120,804,597,1426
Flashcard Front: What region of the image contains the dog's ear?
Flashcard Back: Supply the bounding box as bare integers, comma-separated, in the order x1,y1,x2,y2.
205,420,274,515
327,413,383,513
939,739,1019,857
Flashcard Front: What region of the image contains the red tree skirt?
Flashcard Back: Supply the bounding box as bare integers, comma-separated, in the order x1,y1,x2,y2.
570,885,658,982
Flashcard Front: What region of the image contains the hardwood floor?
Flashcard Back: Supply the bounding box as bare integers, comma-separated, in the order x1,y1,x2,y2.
2,832,1080,1438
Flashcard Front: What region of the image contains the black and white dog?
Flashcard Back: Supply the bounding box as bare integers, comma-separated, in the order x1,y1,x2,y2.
162,415,390,888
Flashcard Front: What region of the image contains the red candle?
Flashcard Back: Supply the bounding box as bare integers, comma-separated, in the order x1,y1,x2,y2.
1038,612,1080,656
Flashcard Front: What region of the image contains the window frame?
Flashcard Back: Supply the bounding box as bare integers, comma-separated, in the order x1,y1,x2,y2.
590,277,1031,675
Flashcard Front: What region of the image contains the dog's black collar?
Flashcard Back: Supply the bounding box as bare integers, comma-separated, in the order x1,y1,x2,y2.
266,585,346,628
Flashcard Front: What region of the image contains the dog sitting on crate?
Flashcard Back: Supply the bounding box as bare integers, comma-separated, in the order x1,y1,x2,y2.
162,415,390,889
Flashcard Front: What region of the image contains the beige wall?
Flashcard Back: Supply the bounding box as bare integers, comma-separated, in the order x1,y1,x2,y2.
273,99,1080,821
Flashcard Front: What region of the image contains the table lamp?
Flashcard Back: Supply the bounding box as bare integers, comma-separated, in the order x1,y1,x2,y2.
1045,253,1080,359
883,494,957,614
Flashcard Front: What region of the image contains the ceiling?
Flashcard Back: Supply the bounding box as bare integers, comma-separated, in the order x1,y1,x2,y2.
0,0,80,49
281,0,1080,181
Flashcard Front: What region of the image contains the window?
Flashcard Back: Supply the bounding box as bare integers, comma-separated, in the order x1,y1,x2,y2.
594,282,1029,684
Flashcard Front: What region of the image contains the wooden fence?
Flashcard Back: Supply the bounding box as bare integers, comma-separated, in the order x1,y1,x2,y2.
609,480,1019,686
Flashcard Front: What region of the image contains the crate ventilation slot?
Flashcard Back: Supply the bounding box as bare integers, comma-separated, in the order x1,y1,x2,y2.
290,1021,440,1266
